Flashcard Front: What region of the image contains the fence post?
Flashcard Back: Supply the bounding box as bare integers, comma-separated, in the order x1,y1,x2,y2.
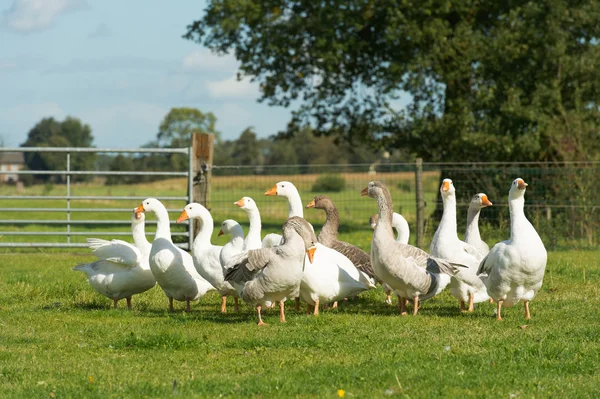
191,133,214,238
415,157,424,248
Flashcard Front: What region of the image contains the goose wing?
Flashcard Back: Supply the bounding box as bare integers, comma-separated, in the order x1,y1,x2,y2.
330,240,375,278
224,247,279,283
86,238,141,267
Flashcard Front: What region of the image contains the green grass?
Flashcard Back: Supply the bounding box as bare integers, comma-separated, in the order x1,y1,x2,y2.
1,249,599,398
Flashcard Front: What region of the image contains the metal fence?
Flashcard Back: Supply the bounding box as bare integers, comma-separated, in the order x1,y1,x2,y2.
207,161,600,249
0,147,194,249
1,149,599,250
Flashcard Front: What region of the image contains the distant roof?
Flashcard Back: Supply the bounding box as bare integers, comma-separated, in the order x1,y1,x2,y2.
0,152,25,164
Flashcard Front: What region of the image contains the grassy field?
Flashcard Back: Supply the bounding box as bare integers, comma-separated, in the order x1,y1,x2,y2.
0,249,599,398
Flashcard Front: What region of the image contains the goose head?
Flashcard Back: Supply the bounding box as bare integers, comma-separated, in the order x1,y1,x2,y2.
176,202,210,224
470,193,493,209
283,216,317,263
305,195,332,209
265,181,297,198
369,214,379,229
360,180,388,199
135,198,163,214
509,178,528,200
234,196,258,212
440,178,456,199
131,208,146,223
218,219,243,237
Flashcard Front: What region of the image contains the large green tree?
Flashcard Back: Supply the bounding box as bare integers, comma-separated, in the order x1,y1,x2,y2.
21,117,95,182
185,0,600,163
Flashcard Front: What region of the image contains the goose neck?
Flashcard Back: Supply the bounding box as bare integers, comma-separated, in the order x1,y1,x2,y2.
319,203,340,242
374,191,395,238
439,195,458,235
132,220,150,249
509,196,527,241
246,208,262,243
153,206,172,241
193,212,215,247
285,190,304,218
465,207,481,242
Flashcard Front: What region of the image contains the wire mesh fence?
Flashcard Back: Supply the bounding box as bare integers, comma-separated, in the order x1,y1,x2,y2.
1,156,598,250
209,161,600,249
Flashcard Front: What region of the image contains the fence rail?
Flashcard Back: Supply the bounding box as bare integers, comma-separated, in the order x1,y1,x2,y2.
1,138,599,250
0,146,194,249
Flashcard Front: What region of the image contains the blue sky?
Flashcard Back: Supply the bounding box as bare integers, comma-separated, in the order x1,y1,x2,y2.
0,0,295,148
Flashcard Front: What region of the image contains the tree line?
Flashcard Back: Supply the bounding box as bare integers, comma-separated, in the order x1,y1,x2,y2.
18,107,398,185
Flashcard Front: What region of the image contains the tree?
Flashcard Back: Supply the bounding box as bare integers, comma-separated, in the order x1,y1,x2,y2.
185,0,600,163
158,107,221,147
153,107,222,172
231,127,261,166
21,117,96,182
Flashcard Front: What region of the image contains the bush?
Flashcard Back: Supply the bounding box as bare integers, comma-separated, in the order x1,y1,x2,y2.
312,174,345,192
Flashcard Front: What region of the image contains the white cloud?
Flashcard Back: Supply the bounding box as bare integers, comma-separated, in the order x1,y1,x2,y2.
182,49,238,73
206,75,257,99
1,0,86,33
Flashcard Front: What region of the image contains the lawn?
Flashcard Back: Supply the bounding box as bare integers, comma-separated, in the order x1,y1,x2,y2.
0,249,599,398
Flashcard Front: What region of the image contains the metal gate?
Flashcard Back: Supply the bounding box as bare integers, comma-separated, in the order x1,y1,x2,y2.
0,147,194,250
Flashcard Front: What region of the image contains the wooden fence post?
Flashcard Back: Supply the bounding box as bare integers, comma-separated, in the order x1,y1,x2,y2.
191,133,214,238
415,157,424,248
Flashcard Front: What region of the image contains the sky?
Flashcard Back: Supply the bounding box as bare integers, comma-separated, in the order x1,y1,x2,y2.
0,0,295,148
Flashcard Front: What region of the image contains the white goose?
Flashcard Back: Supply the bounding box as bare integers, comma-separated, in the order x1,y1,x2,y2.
478,178,547,320
465,193,493,257
218,219,245,268
265,181,375,315
176,203,240,313
370,212,411,304
73,210,156,309
370,212,410,244
135,198,214,312
234,197,264,250
430,179,489,311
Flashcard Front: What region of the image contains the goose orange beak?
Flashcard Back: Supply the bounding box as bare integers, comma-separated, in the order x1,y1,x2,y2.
306,246,316,263
442,181,450,192
135,204,145,214
306,199,315,208
176,210,189,223
218,229,224,236
517,179,528,190
360,187,369,196
265,185,278,196
234,198,245,207
481,195,493,207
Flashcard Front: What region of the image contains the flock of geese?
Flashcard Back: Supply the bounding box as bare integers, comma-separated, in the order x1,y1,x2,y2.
74,177,548,324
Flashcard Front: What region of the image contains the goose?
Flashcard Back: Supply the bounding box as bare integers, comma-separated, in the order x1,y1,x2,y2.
135,198,214,312
478,178,547,320
225,217,317,325
176,203,240,313
73,210,156,309
465,193,493,256
370,212,411,304
362,181,465,315
430,179,489,312
218,219,245,269
370,213,410,245
266,181,375,314
306,195,375,280
234,197,264,250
